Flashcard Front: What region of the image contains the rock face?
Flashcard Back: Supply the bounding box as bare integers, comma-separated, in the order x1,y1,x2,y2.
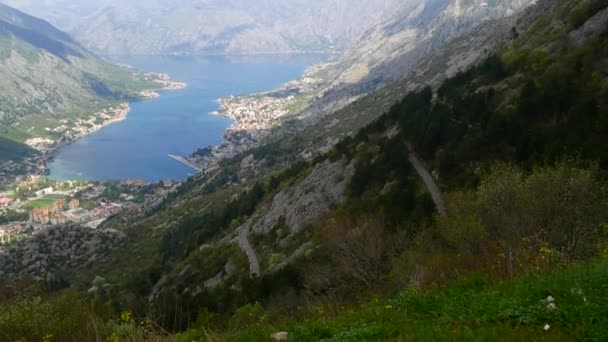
303,0,537,119
3,0,402,55
241,160,355,237
0,225,124,281
569,7,608,46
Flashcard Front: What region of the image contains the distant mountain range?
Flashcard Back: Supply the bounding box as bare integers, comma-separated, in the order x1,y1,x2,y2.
1,0,402,55
0,2,160,150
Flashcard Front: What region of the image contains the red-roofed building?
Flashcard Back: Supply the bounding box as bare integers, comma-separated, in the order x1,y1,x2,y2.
0,198,13,207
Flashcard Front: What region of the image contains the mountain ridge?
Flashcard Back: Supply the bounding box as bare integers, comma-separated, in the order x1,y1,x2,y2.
1,0,403,55
0,2,165,152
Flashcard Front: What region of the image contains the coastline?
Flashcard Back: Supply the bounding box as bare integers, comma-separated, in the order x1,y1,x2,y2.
20,74,188,182
187,61,330,172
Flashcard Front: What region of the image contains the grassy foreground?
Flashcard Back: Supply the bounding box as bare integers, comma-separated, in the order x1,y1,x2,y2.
182,260,608,341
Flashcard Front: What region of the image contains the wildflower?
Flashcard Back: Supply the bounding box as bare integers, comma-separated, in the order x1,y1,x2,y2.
543,296,557,310
385,305,393,310
120,310,132,323
544,324,551,331
42,334,53,342
107,333,119,342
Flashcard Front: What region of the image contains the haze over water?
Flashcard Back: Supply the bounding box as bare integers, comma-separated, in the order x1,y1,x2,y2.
49,54,326,182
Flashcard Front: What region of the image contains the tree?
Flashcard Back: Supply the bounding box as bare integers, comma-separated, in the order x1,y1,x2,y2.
439,162,608,278
524,161,607,260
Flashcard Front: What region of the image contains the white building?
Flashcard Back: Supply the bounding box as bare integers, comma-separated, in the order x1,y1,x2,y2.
35,187,54,197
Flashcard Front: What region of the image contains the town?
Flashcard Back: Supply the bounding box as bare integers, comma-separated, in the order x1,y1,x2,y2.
186,63,327,171
0,176,178,246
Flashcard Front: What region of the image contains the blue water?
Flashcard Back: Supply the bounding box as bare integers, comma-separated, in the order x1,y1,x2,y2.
49,54,326,181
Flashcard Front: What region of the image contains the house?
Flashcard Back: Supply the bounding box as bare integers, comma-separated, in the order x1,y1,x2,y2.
65,208,90,223
54,199,65,211
35,187,54,197
69,199,80,210
50,214,69,225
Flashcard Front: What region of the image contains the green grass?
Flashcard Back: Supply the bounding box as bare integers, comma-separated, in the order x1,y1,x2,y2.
23,194,67,209
199,260,608,341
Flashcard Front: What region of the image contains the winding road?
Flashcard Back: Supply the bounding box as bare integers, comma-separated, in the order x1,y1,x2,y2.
238,226,261,278
237,145,447,279
408,147,446,215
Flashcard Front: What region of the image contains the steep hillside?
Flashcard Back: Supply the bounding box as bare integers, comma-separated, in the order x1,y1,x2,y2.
2,0,401,55
0,3,162,147
300,0,536,119
1,0,608,339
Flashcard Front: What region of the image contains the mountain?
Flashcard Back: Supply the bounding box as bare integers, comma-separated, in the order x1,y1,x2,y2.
2,0,608,339
1,0,402,55
301,0,536,119
0,3,161,149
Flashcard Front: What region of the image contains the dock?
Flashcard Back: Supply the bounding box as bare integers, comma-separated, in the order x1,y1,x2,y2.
168,154,202,172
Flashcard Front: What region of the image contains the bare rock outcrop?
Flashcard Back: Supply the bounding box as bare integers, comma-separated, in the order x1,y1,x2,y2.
240,160,355,237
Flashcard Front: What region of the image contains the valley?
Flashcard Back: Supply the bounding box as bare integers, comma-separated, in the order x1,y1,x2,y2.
1,0,608,341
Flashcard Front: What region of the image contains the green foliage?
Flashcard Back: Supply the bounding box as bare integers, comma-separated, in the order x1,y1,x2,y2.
0,136,34,162
215,260,608,341
393,32,608,189
0,210,28,224
569,0,608,29
0,290,98,341
438,161,608,278
160,182,265,261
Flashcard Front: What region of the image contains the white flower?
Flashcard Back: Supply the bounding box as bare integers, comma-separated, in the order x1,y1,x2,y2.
544,324,551,331
547,302,557,310
546,296,555,303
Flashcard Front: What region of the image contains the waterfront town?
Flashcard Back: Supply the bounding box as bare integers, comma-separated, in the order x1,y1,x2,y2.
1,63,322,245
0,71,187,246
187,63,327,171
0,176,178,246
0,71,187,188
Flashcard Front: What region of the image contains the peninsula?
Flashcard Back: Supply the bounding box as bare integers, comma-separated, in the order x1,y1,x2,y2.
186,62,330,172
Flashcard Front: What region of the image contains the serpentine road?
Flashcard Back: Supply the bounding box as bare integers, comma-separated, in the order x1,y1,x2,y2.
238,226,261,278
238,146,446,279
408,148,447,215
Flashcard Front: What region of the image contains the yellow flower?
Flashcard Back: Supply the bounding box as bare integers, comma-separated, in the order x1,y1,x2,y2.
42,334,54,342
540,246,555,255
385,305,393,310
107,333,119,342
120,310,132,323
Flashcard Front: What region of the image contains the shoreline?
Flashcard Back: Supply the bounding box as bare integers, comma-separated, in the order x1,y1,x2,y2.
19,74,188,183
186,61,330,172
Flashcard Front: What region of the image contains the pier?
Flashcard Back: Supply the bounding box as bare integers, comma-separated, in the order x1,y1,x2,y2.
168,154,202,172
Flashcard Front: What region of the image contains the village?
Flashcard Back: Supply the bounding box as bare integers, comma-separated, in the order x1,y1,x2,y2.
186,62,326,171
0,176,178,246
